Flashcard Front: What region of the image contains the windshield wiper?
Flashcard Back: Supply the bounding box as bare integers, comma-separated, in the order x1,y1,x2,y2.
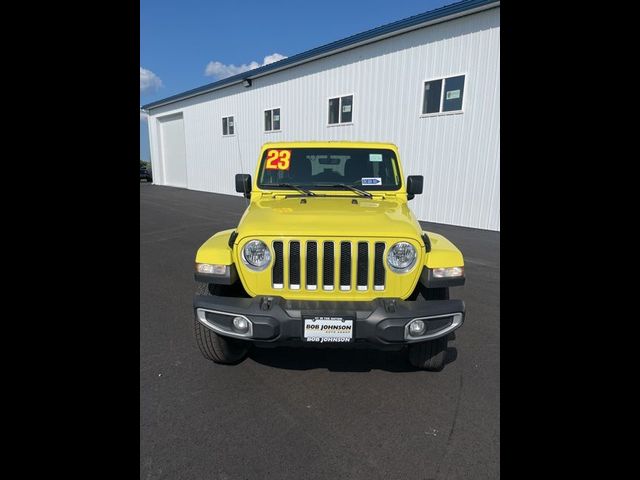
276,183,316,196
329,184,373,198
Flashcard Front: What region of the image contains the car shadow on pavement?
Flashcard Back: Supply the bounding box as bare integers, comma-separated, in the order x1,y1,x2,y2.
248,346,458,372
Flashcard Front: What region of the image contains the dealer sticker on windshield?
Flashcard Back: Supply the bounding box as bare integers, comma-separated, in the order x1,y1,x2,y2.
265,149,291,170
361,177,382,186
303,317,354,343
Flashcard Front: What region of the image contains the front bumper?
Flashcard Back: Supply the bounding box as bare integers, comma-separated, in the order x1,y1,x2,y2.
194,294,464,347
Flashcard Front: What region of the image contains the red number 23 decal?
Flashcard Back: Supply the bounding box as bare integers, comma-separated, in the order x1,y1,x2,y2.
265,150,291,170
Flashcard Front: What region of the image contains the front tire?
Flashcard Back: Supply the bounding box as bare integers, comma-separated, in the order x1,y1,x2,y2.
408,335,449,371
194,283,250,364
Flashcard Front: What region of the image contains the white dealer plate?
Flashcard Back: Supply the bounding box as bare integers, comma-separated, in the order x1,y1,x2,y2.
303,317,354,343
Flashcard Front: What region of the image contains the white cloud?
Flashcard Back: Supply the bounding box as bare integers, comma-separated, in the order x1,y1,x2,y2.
140,111,148,122
204,61,259,79
263,53,287,65
140,67,162,93
204,53,287,79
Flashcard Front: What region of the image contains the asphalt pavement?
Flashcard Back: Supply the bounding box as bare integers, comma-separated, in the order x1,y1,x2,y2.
140,183,500,479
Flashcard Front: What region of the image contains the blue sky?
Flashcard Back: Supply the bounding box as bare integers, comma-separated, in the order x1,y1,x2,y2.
140,0,453,160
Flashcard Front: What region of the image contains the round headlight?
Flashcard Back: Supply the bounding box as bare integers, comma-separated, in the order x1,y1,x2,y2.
241,240,272,270
387,242,417,273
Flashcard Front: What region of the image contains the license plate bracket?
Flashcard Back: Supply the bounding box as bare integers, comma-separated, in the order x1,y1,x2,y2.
302,315,354,343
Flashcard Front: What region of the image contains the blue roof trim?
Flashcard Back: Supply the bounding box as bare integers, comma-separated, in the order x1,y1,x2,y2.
141,0,498,110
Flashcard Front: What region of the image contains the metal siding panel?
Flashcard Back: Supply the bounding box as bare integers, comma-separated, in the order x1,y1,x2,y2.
146,7,500,230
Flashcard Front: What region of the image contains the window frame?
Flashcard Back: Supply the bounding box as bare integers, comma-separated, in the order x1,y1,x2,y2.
419,74,467,118
222,115,236,137
264,107,282,133
327,93,355,127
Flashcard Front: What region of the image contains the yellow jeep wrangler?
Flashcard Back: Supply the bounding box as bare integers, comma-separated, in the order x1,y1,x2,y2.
194,142,465,370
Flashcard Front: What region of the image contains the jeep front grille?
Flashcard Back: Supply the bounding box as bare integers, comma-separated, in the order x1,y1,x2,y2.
272,240,386,292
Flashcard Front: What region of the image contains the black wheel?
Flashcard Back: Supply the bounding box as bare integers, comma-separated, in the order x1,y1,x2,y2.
194,283,250,364
408,335,449,371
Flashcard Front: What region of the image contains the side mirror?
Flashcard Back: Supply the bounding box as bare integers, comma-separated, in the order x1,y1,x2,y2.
235,173,252,198
406,175,424,200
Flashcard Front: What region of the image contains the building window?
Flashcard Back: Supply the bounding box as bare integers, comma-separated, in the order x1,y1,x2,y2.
264,108,281,132
328,95,353,125
222,116,235,136
422,75,465,115
423,79,443,114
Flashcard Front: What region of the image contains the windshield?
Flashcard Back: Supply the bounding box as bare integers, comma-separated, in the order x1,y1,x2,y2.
257,148,401,191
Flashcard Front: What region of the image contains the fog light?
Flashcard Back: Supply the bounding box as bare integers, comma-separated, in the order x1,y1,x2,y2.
409,320,426,337
232,316,249,333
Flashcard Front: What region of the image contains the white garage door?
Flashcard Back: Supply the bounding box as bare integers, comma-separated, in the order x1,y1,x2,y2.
159,114,187,188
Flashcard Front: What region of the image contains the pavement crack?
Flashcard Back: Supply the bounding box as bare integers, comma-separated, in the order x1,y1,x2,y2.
464,257,500,269
435,370,464,480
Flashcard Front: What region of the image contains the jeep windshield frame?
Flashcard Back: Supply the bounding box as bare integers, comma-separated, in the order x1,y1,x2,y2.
256,147,402,192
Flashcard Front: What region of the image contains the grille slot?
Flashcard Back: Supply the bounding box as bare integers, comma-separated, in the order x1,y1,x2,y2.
272,241,284,288
357,242,369,290
323,241,334,290
374,242,385,290
339,241,351,290
289,241,300,289
306,241,317,290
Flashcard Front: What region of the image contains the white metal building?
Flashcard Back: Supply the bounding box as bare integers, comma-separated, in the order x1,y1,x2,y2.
142,0,500,231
